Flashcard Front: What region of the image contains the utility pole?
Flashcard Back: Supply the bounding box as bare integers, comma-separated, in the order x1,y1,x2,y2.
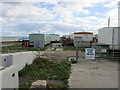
38,31,41,34
76,44,78,63
108,17,110,27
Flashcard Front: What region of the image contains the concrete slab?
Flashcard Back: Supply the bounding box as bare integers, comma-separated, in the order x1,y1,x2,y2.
69,59,118,88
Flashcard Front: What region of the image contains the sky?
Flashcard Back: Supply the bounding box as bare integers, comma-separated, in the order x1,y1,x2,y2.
0,0,120,36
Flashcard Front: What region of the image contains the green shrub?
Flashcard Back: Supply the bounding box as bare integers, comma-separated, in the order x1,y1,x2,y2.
19,57,71,88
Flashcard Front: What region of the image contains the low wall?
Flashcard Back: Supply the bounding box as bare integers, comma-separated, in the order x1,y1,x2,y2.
11,51,38,71
0,65,18,89
0,51,38,89
0,54,12,68
0,51,38,71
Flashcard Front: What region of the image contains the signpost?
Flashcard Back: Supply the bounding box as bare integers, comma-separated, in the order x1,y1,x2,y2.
85,48,95,60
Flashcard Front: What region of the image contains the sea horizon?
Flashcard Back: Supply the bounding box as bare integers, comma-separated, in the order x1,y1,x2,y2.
0,36,29,42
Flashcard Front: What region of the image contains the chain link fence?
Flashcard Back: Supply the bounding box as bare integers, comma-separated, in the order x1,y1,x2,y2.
91,43,120,61
70,43,120,62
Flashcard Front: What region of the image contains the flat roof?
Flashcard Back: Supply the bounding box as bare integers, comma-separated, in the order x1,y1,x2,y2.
74,32,93,34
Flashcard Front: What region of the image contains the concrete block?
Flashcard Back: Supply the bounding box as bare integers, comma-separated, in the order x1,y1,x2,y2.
11,51,37,71
0,54,12,68
0,65,18,89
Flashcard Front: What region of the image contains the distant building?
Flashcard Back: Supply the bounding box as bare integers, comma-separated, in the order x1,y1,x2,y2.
98,27,120,50
29,34,60,48
68,32,93,47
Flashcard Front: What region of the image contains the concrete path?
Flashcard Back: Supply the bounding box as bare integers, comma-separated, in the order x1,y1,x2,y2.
68,59,118,88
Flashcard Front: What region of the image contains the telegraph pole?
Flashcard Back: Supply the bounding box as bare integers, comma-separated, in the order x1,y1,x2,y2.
108,17,110,27
38,31,41,34
76,44,78,63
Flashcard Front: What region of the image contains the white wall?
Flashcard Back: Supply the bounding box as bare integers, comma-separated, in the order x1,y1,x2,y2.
0,65,18,89
0,51,38,89
98,27,113,44
11,51,37,71
118,28,120,47
45,34,60,45
0,54,12,68
74,34,93,42
117,1,120,48
0,51,38,71
98,27,120,49
50,34,60,41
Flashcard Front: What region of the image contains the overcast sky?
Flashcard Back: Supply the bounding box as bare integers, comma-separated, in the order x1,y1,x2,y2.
0,0,119,36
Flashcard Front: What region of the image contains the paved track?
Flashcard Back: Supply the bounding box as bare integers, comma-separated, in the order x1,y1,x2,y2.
68,58,118,88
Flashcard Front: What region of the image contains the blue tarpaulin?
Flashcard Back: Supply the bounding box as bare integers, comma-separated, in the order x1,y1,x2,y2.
22,37,29,40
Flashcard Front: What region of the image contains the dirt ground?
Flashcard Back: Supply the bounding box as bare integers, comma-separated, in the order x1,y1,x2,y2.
39,48,78,61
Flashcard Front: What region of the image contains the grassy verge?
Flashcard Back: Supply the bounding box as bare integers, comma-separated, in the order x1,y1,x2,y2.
63,47,86,51
2,41,21,43
1,47,47,53
7,43,22,47
1,43,47,53
19,57,71,88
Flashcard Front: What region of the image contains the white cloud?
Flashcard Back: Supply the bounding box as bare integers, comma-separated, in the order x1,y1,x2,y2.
95,12,100,15
107,8,118,17
1,0,119,36
2,30,19,36
118,2,120,27
103,0,119,27
3,30,16,34
0,0,111,3
0,17,6,24
1,2,56,24
105,7,118,27
51,2,92,24
104,0,119,8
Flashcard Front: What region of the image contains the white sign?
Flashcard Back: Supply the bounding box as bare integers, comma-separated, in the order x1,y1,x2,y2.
85,48,95,60
101,49,107,53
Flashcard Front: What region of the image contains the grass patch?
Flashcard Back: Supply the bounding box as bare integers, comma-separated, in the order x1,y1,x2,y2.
1,45,47,53
19,57,71,88
2,41,21,43
7,47,46,51
7,43,22,47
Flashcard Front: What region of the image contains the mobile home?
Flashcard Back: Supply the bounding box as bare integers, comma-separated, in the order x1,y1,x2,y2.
98,27,120,50
29,34,60,48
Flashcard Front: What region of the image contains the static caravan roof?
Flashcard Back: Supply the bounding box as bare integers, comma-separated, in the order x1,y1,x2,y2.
74,32,93,34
